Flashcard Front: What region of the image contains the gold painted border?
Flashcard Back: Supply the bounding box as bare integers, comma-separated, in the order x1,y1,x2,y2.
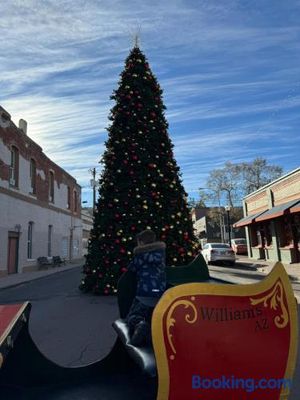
152,263,298,400
0,302,29,348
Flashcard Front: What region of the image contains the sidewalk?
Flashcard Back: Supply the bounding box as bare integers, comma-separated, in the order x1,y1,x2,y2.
209,256,300,303
236,255,300,281
0,259,84,290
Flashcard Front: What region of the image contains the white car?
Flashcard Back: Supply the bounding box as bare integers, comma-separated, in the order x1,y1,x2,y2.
202,243,236,266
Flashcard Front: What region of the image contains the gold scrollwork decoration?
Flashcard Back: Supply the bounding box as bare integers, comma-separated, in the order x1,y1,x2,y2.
166,297,198,360
250,280,289,328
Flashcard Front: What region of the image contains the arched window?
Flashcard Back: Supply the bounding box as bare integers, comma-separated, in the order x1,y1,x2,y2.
48,225,53,257
27,221,34,259
73,190,78,213
67,186,71,209
49,171,54,202
30,158,36,194
10,146,19,187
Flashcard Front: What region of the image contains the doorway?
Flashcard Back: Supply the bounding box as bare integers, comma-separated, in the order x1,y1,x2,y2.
291,214,300,262
7,232,19,274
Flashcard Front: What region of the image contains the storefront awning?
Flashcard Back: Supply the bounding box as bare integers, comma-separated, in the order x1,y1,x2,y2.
290,201,300,214
233,210,267,228
255,198,300,222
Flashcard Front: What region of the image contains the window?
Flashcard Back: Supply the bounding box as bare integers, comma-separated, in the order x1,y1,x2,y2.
73,190,78,213
27,222,33,259
278,217,293,247
249,224,261,247
49,171,54,202
9,146,19,187
48,225,53,257
67,186,71,209
263,222,272,247
30,159,36,194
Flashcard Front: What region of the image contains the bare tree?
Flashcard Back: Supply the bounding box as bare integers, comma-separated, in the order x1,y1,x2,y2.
205,158,283,204
240,158,283,195
206,161,240,207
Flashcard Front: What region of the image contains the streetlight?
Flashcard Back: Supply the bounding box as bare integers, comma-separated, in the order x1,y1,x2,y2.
225,205,231,244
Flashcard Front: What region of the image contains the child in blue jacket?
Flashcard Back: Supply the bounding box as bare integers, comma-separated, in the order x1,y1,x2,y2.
126,229,166,346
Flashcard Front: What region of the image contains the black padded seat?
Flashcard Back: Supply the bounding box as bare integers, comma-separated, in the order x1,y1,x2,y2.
112,319,156,378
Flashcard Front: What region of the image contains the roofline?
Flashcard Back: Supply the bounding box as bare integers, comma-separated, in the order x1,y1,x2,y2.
1,105,81,189
243,166,300,201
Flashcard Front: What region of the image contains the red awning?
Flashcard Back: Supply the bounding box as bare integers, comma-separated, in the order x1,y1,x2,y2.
256,198,300,222
290,203,300,214
233,210,267,228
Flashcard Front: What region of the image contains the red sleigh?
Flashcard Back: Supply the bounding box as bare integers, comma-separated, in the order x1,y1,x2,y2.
0,259,298,399
152,262,298,399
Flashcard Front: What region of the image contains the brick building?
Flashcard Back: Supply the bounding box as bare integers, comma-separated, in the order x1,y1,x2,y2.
0,106,82,275
234,167,300,264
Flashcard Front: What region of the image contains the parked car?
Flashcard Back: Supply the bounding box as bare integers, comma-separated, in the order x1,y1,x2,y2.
231,238,248,255
202,243,236,266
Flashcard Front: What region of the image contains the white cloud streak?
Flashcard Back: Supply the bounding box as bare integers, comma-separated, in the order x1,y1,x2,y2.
1,0,299,205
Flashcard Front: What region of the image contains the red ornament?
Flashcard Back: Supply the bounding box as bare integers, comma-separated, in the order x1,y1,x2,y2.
123,160,128,164
131,226,136,231
120,248,126,254
121,267,127,273
104,289,109,294
115,239,120,244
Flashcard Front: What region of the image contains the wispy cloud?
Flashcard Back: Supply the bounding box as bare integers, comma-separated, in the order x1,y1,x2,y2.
1,0,299,205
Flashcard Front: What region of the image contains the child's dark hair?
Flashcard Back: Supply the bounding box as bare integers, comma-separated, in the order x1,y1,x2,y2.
136,229,156,244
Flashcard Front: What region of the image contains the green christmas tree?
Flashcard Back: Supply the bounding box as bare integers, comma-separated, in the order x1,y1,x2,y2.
80,45,199,295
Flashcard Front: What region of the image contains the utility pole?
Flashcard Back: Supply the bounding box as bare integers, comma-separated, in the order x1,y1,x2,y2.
225,205,232,244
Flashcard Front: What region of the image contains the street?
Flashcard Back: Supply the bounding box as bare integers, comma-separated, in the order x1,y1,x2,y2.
0,267,118,366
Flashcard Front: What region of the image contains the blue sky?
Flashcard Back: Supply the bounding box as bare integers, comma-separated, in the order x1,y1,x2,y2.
1,0,300,207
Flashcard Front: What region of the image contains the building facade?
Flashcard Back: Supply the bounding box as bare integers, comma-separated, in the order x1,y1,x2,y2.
0,106,82,275
81,208,93,256
191,206,245,246
234,167,300,264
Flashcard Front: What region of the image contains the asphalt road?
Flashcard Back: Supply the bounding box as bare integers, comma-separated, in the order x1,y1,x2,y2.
0,266,119,366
